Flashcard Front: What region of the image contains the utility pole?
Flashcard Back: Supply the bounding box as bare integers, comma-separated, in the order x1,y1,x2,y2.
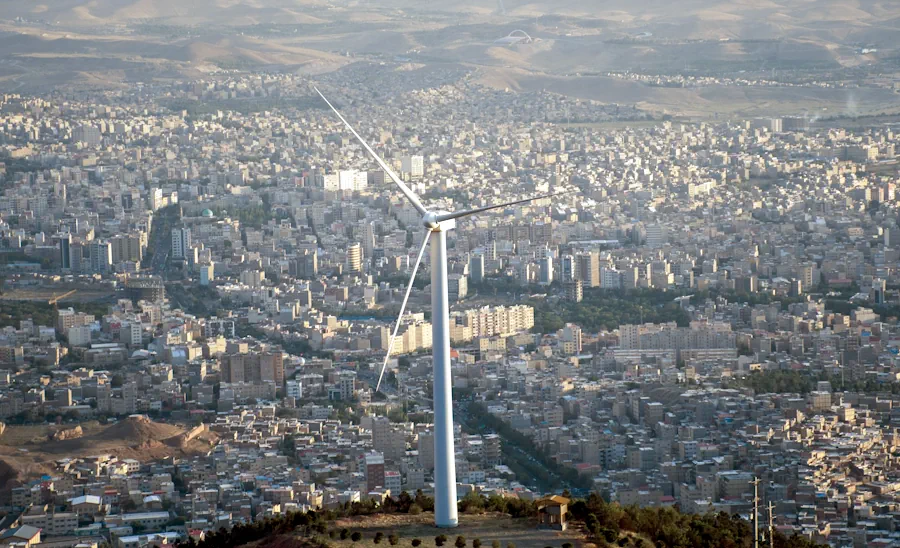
751,476,761,548
768,501,775,548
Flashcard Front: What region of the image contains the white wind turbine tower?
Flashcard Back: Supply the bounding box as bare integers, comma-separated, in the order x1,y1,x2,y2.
316,88,562,528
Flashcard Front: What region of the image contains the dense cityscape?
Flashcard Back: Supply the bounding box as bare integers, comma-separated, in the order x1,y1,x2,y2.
0,37,900,548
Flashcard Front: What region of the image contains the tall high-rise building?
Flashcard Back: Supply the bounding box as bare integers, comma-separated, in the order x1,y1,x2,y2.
560,254,577,283
885,227,900,247
469,254,485,283
89,240,112,274
798,263,816,289
291,249,318,278
363,222,376,260
58,234,71,270
70,242,86,273
111,234,143,264
872,278,887,304
577,252,600,287
539,255,554,285
347,243,362,273
149,188,164,211
171,227,191,260
486,241,497,261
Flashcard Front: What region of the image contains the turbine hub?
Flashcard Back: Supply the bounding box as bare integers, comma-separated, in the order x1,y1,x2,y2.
423,211,440,230
423,211,455,232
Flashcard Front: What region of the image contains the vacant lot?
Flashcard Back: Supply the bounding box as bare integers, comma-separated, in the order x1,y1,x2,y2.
327,512,583,548
0,421,106,447
0,286,115,303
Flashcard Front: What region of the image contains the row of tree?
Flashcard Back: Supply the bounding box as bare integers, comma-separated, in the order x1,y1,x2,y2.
727,370,900,395
464,402,594,492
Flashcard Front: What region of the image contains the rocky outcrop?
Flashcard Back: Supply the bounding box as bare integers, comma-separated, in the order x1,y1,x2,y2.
167,423,208,447
49,425,83,441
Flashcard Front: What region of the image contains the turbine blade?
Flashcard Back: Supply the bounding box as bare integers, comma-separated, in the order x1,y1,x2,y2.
435,191,569,223
376,229,432,392
314,87,428,216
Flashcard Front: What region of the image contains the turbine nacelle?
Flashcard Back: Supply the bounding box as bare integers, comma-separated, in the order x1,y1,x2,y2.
423,211,455,231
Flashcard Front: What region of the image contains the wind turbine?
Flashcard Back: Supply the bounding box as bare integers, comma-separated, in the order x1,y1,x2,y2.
315,88,562,528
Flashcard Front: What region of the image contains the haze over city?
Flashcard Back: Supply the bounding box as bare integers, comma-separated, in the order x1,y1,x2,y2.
0,1,899,548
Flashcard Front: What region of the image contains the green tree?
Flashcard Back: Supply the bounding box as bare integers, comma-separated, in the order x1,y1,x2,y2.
351,532,362,542
435,535,448,546
455,536,466,548
389,534,400,546
375,532,385,544
412,540,422,547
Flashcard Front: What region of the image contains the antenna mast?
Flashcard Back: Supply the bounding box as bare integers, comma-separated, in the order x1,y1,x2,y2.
751,476,761,548
767,501,775,548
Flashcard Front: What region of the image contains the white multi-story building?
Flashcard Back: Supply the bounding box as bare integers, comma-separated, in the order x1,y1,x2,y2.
384,470,402,495
171,227,191,259
239,270,265,287
560,254,576,282
67,325,92,347
323,170,368,192
346,243,362,273
451,305,535,340
127,323,143,347
149,188,164,211
400,155,424,178
286,380,303,399
601,267,622,289
646,224,668,248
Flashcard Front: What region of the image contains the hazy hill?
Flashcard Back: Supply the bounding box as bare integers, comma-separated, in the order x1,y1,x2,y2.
1,0,898,116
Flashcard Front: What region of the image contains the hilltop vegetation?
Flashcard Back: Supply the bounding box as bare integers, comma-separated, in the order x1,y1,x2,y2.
177,492,825,548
